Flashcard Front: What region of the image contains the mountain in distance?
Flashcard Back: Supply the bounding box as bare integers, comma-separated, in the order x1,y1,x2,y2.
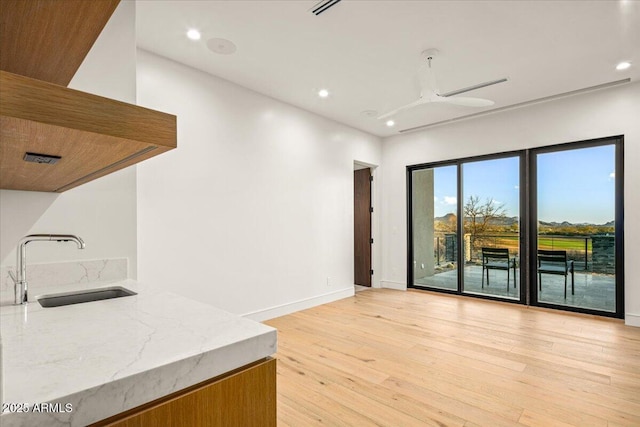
434,214,518,226
434,214,613,228
538,219,615,227
438,213,457,222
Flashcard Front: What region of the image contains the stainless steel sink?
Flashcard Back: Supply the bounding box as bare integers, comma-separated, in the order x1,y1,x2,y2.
37,286,137,308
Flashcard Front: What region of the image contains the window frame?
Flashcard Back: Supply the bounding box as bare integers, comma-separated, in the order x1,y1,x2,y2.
406,135,624,319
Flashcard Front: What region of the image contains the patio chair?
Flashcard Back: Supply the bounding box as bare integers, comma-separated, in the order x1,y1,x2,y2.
538,250,575,298
481,247,517,290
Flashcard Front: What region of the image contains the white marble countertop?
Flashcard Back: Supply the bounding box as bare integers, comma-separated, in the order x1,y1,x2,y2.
0,279,277,426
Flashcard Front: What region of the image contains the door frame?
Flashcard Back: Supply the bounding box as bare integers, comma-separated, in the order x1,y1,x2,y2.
528,135,624,318
406,135,624,319
406,150,526,304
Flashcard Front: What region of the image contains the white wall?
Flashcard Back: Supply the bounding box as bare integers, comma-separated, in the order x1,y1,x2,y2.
0,1,138,277
136,50,382,320
380,82,640,326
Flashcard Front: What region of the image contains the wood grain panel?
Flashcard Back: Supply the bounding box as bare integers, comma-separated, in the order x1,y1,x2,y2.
1,71,176,148
354,168,372,286
92,358,276,427
266,289,640,426
0,0,120,86
0,71,176,192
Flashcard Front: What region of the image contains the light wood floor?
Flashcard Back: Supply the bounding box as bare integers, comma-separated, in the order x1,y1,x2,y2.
265,288,640,427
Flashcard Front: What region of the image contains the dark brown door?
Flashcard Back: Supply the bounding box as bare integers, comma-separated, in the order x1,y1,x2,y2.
354,168,372,286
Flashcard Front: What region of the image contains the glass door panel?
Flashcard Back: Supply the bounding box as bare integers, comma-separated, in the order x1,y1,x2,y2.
461,157,520,299
535,144,617,313
411,165,458,290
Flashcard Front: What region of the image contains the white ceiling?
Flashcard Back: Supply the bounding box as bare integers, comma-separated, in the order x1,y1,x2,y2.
136,0,640,137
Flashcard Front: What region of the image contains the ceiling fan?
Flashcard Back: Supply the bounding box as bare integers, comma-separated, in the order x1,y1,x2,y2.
378,49,508,120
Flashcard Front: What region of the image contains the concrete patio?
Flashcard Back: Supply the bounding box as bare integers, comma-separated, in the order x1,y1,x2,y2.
414,264,616,312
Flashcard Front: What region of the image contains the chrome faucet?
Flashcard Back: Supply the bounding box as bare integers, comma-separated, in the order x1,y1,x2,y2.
8,234,85,305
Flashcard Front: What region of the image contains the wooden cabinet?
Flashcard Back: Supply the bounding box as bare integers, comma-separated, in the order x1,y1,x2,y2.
90,358,276,427
0,0,120,86
0,0,177,193
0,71,176,192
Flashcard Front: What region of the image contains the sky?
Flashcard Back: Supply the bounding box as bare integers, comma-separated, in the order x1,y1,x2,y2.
429,145,615,224
537,145,615,224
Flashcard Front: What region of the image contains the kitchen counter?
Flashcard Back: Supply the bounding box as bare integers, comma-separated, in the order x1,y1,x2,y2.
0,280,277,426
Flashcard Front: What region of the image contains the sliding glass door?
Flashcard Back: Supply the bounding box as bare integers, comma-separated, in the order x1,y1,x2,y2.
408,136,624,318
532,140,623,315
409,154,523,303
462,156,521,299
411,165,458,290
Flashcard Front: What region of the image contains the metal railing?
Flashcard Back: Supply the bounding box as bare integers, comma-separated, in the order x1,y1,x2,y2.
434,234,594,271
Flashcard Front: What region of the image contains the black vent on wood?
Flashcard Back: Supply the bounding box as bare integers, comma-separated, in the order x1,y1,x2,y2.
23,152,61,165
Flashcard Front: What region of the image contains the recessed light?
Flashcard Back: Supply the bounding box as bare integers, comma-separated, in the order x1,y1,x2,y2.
318,89,329,98
616,61,631,71
386,120,395,127
187,29,201,41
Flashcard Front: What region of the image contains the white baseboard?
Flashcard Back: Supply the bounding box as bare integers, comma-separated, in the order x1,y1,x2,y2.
625,313,640,327
380,280,406,291
242,287,355,322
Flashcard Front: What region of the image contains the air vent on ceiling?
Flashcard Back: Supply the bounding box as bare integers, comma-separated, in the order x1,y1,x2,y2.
310,0,342,16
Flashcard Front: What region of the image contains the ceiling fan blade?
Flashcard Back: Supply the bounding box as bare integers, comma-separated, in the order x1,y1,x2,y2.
443,96,494,107
440,78,508,97
378,51,504,119
377,98,427,120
